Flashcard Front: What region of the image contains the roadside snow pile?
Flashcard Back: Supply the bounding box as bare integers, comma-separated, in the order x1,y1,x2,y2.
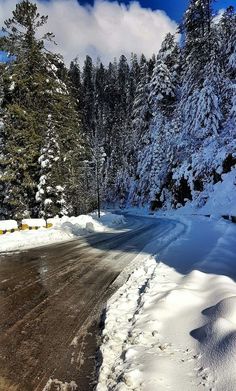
49,212,126,235
97,216,236,391
97,259,236,391
0,212,125,252
43,378,77,391
22,218,46,227
0,220,18,230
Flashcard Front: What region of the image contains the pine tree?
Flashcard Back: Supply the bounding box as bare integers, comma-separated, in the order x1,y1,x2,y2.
219,7,236,131
0,1,83,219
68,58,83,114
129,53,140,106
82,55,95,137
194,76,221,140
36,57,84,217
36,114,64,218
0,1,52,219
149,34,179,115
149,59,176,112
132,62,151,150
94,60,106,142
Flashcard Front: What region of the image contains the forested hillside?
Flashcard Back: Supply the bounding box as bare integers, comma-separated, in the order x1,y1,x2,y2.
0,0,235,220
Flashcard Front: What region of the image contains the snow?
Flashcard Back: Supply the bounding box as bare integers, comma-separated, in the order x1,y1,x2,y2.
43,378,78,391
97,213,236,391
196,168,236,217
0,220,18,230
9,81,15,91
126,165,236,219
0,212,126,252
166,167,236,218
22,218,46,227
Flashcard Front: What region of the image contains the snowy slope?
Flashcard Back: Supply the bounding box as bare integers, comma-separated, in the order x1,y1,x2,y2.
97,215,236,391
0,212,125,252
125,166,236,219
173,167,236,217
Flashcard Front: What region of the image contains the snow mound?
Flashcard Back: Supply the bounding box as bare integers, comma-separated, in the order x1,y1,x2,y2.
49,212,125,234
190,296,236,390
0,220,18,230
0,212,126,252
203,296,236,324
22,218,46,227
43,378,77,391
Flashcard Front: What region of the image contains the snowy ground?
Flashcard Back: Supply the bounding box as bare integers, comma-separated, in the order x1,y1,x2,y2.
0,212,126,252
97,213,236,391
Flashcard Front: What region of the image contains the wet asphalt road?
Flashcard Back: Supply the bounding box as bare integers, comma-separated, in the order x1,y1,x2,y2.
0,215,177,391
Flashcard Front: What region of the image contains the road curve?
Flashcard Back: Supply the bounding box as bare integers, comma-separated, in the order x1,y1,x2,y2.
0,215,178,391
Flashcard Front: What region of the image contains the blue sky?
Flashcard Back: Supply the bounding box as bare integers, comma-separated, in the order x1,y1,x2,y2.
77,0,232,21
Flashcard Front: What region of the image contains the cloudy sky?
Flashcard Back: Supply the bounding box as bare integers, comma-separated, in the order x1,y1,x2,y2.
0,0,231,65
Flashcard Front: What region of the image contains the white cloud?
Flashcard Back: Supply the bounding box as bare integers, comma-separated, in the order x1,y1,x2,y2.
0,0,177,65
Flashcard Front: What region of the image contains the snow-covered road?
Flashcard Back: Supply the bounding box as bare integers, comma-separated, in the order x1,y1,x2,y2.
1,213,235,391
0,214,181,391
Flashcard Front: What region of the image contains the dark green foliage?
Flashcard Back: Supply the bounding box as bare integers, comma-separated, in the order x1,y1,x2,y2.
0,1,84,219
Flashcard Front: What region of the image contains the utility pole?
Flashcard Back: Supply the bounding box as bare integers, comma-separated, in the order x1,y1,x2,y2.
92,128,106,219
96,158,101,218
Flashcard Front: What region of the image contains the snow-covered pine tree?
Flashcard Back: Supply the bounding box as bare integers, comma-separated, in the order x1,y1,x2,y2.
149,59,176,115
128,61,152,193
180,0,214,100
136,34,180,208
0,1,51,219
174,0,215,186
193,62,222,141
36,114,65,218
94,60,106,143
220,7,236,133
104,55,130,203
36,56,83,217
100,60,119,204
129,53,140,108
159,33,180,82
80,60,107,214
102,60,119,159
82,55,95,137
0,1,83,219
68,58,83,114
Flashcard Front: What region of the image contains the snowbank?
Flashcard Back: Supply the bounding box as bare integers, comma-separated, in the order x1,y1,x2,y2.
0,212,126,252
98,260,236,391
0,220,18,230
48,212,126,234
97,214,236,391
43,378,77,391
22,218,46,227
